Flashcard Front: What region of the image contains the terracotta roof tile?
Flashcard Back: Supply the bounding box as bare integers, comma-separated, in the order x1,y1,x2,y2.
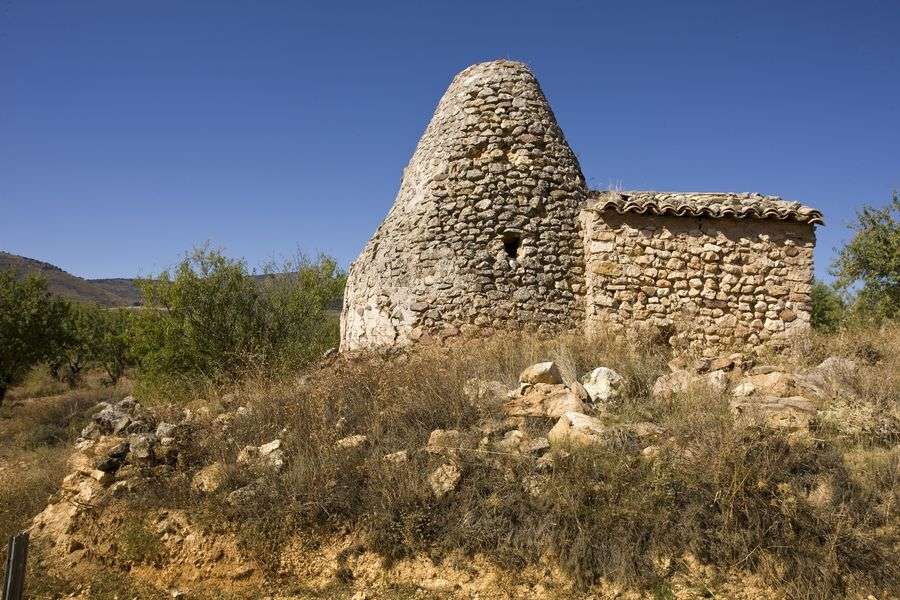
587,191,823,225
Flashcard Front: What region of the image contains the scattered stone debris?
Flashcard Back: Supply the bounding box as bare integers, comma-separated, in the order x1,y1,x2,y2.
429,463,461,498
237,439,285,471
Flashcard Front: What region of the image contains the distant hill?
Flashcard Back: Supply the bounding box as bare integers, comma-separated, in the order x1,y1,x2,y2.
0,252,142,307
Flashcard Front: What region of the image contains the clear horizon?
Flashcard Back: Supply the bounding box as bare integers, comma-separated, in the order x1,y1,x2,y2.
2,0,898,281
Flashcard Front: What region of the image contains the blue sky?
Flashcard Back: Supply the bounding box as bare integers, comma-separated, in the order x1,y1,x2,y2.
1,0,898,280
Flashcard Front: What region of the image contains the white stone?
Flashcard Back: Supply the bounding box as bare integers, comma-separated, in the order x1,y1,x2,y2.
580,367,624,402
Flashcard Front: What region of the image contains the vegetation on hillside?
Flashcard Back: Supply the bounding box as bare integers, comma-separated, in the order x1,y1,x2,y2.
0,252,141,307
22,326,898,599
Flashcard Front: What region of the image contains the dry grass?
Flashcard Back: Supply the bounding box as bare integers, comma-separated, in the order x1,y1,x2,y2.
0,370,130,547
114,328,900,599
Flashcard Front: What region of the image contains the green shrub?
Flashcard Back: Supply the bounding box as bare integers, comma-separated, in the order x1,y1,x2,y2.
130,247,344,389
810,279,845,331
0,271,68,404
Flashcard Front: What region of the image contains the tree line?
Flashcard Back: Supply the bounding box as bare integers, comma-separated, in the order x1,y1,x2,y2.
0,247,346,405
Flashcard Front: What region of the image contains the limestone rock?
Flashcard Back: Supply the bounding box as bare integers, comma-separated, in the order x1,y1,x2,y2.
128,433,156,460
335,435,367,450
732,381,757,397
192,463,228,493
226,484,258,507
89,469,113,486
462,378,508,406
730,395,817,431
547,412,607,447
743,371,799,397
237,441,284,471
426,429,462,454
429,463,461,498
651,369,728,400
519,362,563,385
580,367,624,402
799,356,859,400
502,383,585,418
494,429,549,454
383,450,409,464
641,445,661,460
155,422,176,439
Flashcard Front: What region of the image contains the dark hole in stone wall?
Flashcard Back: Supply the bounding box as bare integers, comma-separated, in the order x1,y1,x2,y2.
502,231,522,260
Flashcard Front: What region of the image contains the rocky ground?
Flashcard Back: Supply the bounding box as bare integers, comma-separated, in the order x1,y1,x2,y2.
17,333,897,599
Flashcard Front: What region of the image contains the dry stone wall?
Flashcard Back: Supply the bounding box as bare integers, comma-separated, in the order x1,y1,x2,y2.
582,208,815,355
340,60,588,351
340,60,823,356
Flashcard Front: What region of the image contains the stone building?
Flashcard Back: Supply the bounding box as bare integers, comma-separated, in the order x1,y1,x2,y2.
340,60,823,355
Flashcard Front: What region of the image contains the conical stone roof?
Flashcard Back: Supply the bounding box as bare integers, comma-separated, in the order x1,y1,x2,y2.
340,60,588,351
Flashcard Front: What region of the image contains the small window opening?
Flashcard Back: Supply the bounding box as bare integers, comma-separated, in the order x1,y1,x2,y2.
502,231,522,260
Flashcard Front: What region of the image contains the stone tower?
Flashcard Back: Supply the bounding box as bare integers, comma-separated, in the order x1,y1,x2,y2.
340,60,588,351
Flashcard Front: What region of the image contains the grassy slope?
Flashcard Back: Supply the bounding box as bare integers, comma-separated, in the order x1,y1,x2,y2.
0,252,141,306
4,327,899,599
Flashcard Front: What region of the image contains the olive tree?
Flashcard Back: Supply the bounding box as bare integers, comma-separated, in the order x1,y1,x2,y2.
0,271,68,403
832,192,900,320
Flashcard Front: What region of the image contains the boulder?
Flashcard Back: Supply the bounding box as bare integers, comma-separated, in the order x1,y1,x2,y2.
519,361,563,385
651,369,728,400
580,367,623,402
730,395,817,431
192,463,228,493
426,429,462,453
743,371,799,397
428,463,461,498
547,412,607,447
799,356,859,401
502,383,585,418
